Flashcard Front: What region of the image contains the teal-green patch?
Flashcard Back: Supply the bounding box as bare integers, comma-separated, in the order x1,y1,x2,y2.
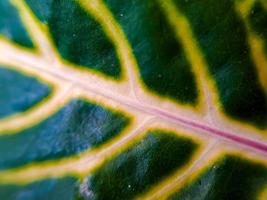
0,0,34,48
0,99,130,170
25,0,53,23
0,177,78,200
0,66,51,119
249,1,267,56
104,0,198,104
170,155,267,200
26,0,121,79
174,0,267,128
78,130,198,200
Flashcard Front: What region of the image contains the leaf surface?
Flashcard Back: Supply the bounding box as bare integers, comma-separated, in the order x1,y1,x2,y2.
0,0,266,199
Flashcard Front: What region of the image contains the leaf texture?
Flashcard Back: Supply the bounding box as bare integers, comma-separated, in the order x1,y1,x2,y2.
0,0,266,199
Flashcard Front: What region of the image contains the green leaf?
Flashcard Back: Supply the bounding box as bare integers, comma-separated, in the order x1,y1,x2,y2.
170,155,267,200
0,177,78,200
0,99,130,170
0,0,34,48
0,0,266,199
0,66,51,118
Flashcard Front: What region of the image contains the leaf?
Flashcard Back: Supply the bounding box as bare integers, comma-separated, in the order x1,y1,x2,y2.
0,0,266,199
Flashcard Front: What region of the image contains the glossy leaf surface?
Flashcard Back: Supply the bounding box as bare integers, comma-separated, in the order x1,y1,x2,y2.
0,0,266,199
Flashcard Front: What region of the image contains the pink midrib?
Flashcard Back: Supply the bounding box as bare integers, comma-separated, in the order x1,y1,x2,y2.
72,80,267,154
117,97,267,154
144,106,267,153
12,53,267,154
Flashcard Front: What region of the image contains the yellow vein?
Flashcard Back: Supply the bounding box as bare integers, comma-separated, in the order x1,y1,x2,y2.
79,0,140,90
159,0,267,134
158,0,218,118
259,187,267,200
236,0,267,93
80,0,203,112
11,0,58,62
0,118,150,184
164,148,267,199
238,0,257,16
260,0,267,11
138,140,218,200
0,84,72,134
